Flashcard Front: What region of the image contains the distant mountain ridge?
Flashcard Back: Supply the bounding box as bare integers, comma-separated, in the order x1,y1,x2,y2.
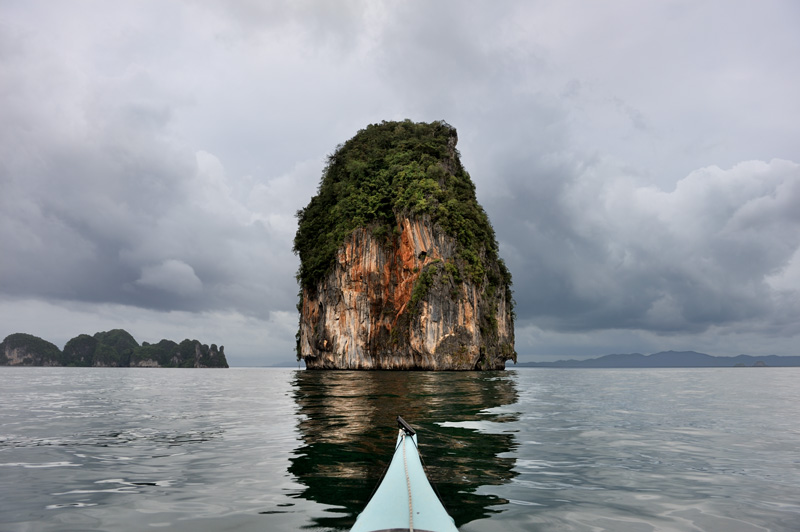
513,350,800,368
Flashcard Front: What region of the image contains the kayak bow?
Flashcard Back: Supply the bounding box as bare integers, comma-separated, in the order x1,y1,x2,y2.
351,416,458,532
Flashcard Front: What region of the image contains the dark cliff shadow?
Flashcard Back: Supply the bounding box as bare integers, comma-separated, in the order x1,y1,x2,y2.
288,370,520,530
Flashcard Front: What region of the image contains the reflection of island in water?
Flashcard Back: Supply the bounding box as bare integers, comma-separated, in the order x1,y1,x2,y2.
289,370,519,529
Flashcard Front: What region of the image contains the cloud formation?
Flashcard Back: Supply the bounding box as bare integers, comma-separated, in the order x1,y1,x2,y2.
503,159,800,332
1,1,799,364
136,259,203,297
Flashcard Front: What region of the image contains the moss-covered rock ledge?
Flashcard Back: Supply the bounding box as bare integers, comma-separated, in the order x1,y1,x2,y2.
0,330,229,368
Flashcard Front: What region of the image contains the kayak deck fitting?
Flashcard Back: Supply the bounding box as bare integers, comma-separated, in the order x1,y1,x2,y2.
350,416,458,532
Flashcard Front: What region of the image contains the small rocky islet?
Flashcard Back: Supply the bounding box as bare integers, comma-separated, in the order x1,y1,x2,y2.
294,120,516,370
0,330,228,368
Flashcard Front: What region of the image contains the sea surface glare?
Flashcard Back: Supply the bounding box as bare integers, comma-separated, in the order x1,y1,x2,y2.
1,367,799,531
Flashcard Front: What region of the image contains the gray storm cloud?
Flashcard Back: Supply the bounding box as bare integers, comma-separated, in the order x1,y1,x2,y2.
501,159,800,334
136,259,203,297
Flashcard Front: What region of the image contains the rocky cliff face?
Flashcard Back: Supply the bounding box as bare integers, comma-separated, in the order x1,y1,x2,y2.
295,120,515,370
298,217,515,369
2,345,62,366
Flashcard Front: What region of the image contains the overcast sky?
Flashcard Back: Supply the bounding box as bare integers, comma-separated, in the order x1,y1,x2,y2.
2,1,799,366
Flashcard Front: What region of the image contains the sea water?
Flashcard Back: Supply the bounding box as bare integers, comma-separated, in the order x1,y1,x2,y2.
1,367,798,531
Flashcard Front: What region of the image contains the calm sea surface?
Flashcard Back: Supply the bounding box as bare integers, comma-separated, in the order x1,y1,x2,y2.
1,367,799,531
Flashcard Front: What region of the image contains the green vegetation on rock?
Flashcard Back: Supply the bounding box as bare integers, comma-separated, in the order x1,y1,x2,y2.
131,339,179,366
409,261,440,314
95,329,139,353
294,119,512,300
62,334,98,367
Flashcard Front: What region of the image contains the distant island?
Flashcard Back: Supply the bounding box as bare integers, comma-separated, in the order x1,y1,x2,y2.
0,330,228,368
512,350,800,368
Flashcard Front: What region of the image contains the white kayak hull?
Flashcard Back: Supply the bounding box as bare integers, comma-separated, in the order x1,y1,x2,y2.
350,420,458,532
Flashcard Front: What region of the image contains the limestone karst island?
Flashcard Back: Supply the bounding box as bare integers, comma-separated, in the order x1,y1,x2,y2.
0,330,228,368
294,120,515,370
